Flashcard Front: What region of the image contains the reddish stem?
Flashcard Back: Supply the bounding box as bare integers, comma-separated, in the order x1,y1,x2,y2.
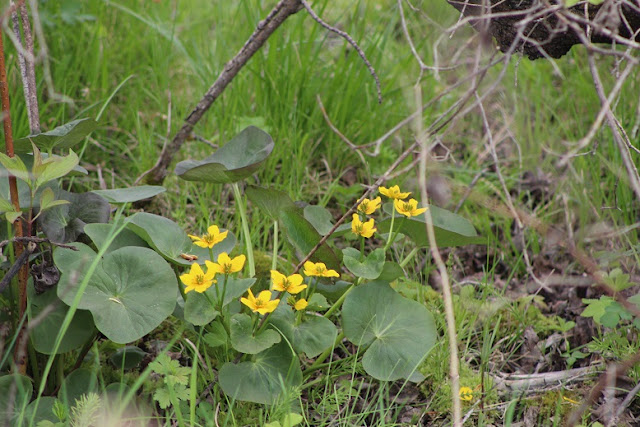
0,25,28,374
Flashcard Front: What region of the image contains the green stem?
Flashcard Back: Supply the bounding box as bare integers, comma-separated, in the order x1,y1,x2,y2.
271,220,278,271
323,283,355,319
208,247,215,263
359,236,365,261
399,247,420,268
220,274,229,309
231,183,255,277
384,209,396,251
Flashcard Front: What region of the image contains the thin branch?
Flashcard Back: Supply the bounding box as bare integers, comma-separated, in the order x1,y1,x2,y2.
140,0,304,185
300,0,382,104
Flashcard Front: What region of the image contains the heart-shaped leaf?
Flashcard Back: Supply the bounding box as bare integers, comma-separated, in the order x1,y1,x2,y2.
25,396,58,425
28,283,95,355
84,223,149,254
246,186,341,270
304,205,335,236
218,341,302,404
378,261,405,282
55,243,177,343
0,374,32,422
203,321,228,348
269,306,337,358
378,204,484,248
109,346,148,370
342,281,437,381
92,185,166,204
13,118,98,153
59,368,98,407
38,190,110,243
175,126,274,183
342,247,385,280
125,212,236,266
230,313,281,354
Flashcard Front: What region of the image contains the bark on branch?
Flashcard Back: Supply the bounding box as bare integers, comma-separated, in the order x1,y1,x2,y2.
447,0,640,59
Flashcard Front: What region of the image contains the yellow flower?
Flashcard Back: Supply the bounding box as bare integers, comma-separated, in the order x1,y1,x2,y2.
379,185,410,200
357,196,382,215
303,261,340,278
240,289,280,315
188,225,228,249
459,387,473,402
180,263,216,294
207,252,245,275
394,198,428,217
351,214,376,238
271,270,307,294
294,298,308,311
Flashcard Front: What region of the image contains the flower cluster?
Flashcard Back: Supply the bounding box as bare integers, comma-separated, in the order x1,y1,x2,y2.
179,249,245,295
379,185,427,217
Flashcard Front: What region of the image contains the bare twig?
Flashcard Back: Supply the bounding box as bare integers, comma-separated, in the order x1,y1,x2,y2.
140,0,304,185
300,0,382,104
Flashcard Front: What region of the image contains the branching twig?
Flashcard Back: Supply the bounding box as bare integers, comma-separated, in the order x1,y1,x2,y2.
300,0,382,103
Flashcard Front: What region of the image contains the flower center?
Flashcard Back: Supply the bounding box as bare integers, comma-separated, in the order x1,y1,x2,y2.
195,274,205,285
203,233,214,243
223,263,232,274
316,266,325,274
254,299,264,308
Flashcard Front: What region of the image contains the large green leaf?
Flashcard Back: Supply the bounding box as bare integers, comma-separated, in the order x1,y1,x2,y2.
55,243,177,343
28,282,96,355
246,186,340,270
59,368,98,407
38,190,110,243
378,204,484,248
219,342,302,404
269,306,337,358
13,118,98,153
91,185,166,203
342,247,385,280
230,313,281,354
0,374,32,422
84,223,149,254
342,281,437,381
125,212,236,266
175,126,273,183
24,396,58,425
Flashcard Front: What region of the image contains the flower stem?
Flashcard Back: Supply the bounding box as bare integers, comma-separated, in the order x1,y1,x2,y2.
359,236,365,261
399,247,420,268
231,182,255,277
323,282,355,319
384,209,396,251
208,247,215,263
220,274,229,309
271,220,278,271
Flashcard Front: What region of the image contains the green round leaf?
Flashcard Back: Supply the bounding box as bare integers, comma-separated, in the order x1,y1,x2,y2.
24,397,58,424
203,321,228,348
342,281,437,381
109,346,148,370
38,190,110,243
219,341,302,404
378,204,484,248
342,247,385,280
14,118,98,153
91,185,166,204
0,374,32,422
28,283,96,355
230,313,281,354
84,223,149,254
55,243,177,344
59,369,98,407
269,306,337,358
126,212,236,266
175,126,274,183
304,205,335,236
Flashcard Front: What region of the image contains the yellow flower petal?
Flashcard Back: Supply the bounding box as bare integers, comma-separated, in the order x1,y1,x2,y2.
459,387,473,401
357,196,382,215
294,298,308,311
394,198,428,218
303,261,339,278
379,185,411,200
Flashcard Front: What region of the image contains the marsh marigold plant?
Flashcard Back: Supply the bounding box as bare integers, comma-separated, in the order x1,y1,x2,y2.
180,263,216,293
271,270,307,294
241,289,280,315
357,196,381,215
394,198,428,217
303,261,340,278
379,185,410,200
351,214,376,238
208,252,245,275
188,225,228,248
